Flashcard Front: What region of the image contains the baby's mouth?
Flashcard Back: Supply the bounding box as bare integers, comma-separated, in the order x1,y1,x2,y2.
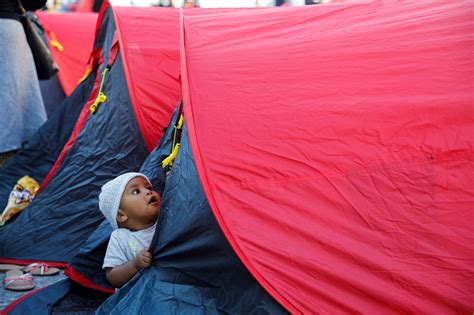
149,196,159,205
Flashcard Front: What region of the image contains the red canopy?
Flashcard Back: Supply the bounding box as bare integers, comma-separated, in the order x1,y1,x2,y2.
36,12,97,96
181,1,474,313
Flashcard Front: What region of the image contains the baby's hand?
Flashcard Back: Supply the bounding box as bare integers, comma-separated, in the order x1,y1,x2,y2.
134,247,152,270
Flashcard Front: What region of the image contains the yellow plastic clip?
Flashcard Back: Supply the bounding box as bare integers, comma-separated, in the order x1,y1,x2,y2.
49,32,64,52
89,92,107,114
176,114,184,130
162,143,180,168
78,67,92,84
90,67,109,114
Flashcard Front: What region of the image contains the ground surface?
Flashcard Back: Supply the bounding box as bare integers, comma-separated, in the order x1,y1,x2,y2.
0,269,66,311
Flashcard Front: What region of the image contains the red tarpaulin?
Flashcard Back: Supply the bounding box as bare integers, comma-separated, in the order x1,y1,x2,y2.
181,1,474,313
36,12,97,96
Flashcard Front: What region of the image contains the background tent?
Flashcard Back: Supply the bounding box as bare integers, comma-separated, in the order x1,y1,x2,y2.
181,1,474,313
36,11,97,96
0,4,180,266
33,12,96,116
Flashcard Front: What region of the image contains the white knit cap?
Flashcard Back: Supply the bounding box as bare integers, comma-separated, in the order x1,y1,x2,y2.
99,172,151,230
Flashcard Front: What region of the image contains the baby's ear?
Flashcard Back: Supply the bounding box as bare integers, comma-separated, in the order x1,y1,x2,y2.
116,209,128,224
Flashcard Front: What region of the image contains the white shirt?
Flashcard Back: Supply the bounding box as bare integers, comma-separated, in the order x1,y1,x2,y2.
102,223,156,269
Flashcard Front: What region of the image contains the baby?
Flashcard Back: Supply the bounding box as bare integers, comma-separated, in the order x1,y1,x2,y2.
99,172,161,288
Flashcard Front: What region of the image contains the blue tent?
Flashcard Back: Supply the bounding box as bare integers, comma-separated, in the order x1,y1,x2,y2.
0,4,172,265
5,106,284,314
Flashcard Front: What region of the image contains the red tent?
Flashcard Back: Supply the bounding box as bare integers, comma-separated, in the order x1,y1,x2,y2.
181,1,474,313
36,12,97,96
113,6,181,150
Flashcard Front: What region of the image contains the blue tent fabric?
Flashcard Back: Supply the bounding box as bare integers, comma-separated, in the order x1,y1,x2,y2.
68,220,113,290
4,108,178,313
39,75,67,117
49,281,110,314
4,110,177,314
0,72,94,209
0,51,149,262
138,103,180,195
67,106,178,291
97,124,286,314
7,280,71,315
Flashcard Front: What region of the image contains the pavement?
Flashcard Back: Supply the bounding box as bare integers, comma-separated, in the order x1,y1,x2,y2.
0,155,67,310
0,269,66,311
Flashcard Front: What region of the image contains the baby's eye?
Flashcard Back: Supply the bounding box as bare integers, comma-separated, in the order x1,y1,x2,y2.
147,185,152,191
132,189,140,195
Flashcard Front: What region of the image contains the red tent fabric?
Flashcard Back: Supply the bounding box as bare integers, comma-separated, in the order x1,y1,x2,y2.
181,1,474,313
113,6,237,150
113,6,181,150
36,12,97,96
78,0,94,12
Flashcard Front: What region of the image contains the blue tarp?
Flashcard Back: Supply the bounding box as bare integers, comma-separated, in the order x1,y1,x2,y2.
39,75,67,117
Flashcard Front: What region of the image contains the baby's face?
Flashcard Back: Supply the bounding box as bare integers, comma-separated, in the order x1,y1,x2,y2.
119,177,161,224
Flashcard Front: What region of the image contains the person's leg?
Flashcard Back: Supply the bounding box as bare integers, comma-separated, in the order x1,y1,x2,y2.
0,19,46,154
17,20,47,145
